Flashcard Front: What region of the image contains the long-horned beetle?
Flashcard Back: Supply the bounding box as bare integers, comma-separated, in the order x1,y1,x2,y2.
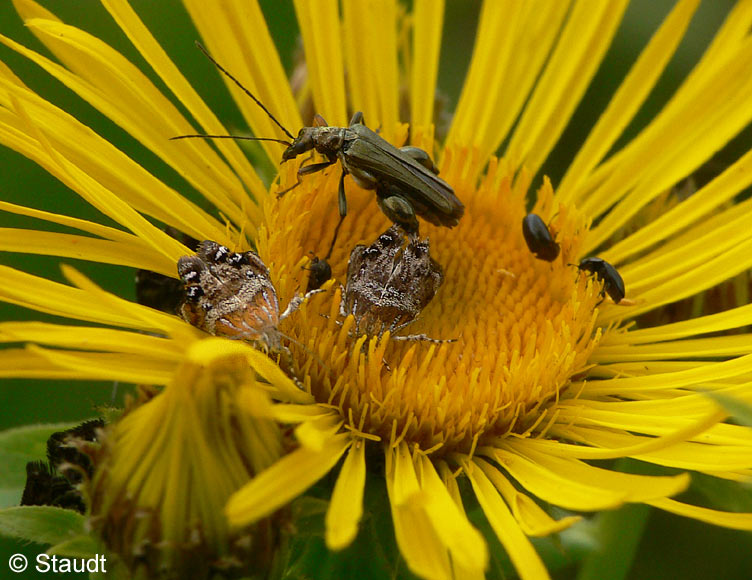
171,43,464,255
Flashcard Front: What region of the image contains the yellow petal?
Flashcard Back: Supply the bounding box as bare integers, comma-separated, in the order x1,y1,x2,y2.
473,457,581,537
60,265,193,339
293,0,347,127
582,352,752,396
2,14,253,229
601,303,752,345
26,344,176,384
438,462,486,580
225,433,350,527
0,321,182,360
461,458,550,580
649,498,752,531
603,147,752,266
0,265,166,330
180,337,313,405
557,0,700,203
0,229,171,274
100,0,269,210
582,41,752,249
0,200,138,244
556,424,752,472
448,1,570,172
415,453,488,573
0,348,91,379
506,0,628,176
409,0,444,136
182,0,302,163
506,445,690,503
386,444,452,580
478,447,627,511
0,84,188,265
520,410,732,460
342,0,399,140
325,440,366,550
592,335,752,362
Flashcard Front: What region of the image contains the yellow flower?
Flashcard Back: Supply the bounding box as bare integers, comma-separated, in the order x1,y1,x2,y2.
89,339,295,578
2,1,752,579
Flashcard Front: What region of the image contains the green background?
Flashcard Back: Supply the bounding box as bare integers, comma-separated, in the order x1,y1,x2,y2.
1,1,751,578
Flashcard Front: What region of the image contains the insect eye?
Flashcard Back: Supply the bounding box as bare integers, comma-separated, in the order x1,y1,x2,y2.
186,285,204,300
180,269,199,283
411,243,427,257
211,245,231,262
228,253,246,266
378,233,396,246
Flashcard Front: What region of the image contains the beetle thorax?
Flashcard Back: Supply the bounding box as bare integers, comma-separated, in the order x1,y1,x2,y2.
312,127,346,156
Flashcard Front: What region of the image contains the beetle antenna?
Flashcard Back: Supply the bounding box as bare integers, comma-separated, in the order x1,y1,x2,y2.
169,134,291,146
195,41,296,141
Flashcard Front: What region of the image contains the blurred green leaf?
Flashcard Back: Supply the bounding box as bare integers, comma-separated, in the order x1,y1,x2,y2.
0,506,84,545
704,392,752,427
0,422,82,508
47,534,101,559
690,472,752,513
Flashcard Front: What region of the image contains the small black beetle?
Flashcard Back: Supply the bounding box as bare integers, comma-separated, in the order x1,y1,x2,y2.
578,257,625,304
304,256,332,293
522,214,560,262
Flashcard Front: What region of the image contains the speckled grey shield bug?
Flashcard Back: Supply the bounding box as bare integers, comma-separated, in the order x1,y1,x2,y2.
341,225,453,343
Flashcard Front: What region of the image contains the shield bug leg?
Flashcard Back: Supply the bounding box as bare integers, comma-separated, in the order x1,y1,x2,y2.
279,288,325,322
391,333,456,344
575,257,626,304
522,214,560,262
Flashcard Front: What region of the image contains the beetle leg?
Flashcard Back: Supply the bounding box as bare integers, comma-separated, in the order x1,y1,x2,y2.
399,146,439,174
338,169,348,217
277,159,337,197
377,194,419,235
325,214,346,259
300,160,337,176
350,111,365,125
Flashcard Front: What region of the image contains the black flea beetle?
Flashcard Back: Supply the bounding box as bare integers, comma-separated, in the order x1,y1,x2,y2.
578,257,625,304
304,256,332,293
522,214,560,262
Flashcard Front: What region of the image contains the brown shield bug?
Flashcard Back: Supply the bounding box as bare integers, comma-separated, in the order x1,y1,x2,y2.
177,241,321,355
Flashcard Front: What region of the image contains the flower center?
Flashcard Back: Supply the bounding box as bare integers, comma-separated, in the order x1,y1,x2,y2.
264,147,602,456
